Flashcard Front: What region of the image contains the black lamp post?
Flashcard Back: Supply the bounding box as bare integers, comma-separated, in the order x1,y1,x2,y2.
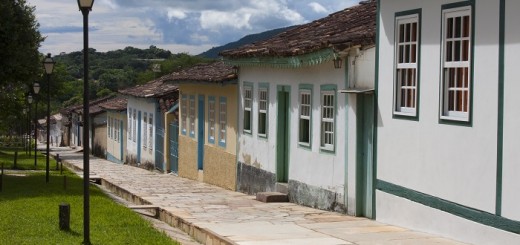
33,82,40,166
43,54,55,183
27,96,33,156
78,0,94,244
23,108,27,154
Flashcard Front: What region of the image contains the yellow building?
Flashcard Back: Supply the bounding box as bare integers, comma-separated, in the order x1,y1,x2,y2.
171,61,238,190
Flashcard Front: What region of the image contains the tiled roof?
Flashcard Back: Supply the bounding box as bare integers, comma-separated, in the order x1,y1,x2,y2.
118,74,179,98
220,0,376,58
169,61,237,83
98,96,127,111
74,95,115,115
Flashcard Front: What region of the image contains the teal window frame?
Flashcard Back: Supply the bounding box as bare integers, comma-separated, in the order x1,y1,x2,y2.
243,82,253,134
320,84,337,153
218,96,227,148
258,83,269,139
208,96,216,144
393,9,422,120
148,113,153,152
439,1,474,126
298,84,313,149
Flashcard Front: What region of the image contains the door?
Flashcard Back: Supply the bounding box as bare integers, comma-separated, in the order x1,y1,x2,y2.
169,121,179,173
276,86,290,182
356,94,375,218
137,111,141,163
197,95,205,170
155,112,165,171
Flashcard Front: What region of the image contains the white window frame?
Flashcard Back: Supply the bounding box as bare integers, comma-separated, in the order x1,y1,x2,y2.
394,14,419,116
148,113,153,153
143,113,148,150
299,89,312,146
189,95,196,138
440,6,472,122
132,109,136,142
208,96,216,144
181,95,187,135
320,89,335,152
258,86,268,138
243,84,252,134
219,97,227,147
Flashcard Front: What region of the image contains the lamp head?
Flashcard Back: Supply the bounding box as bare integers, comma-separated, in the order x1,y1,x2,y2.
42,53,55,75
33,82,40,95
77,0,94,11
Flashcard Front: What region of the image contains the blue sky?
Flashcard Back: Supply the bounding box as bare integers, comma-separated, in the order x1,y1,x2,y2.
28,0,359,55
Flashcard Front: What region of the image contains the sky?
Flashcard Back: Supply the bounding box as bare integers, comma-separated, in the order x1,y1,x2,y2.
28,0,360,56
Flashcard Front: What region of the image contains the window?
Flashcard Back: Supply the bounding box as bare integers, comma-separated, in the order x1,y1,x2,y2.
219,97,227,147
441,6,472,122
243,83,252,133
108,117,112,139
148,114,153,152
320,85,336,152
143,113,148,149
394,12,420,117
115,119,119,143
132,109,136,142
181,95,187,135
189,95,195,137
299,85,312,146
128,109,132,141
258,84,268,137
208,96,216,144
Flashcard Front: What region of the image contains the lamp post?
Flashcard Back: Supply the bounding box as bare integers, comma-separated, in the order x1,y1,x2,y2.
23,108,27,154
33,82,40,166
78,0,94,244
27,96,33,156
43,54,55,183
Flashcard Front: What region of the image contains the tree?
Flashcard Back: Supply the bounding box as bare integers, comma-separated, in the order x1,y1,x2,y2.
0,0,44,87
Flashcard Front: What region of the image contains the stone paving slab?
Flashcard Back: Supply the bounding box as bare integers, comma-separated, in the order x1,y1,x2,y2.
52,148,467,245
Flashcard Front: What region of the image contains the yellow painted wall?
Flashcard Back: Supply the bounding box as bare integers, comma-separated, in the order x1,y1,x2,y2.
106,111,127,162
178,135,199,180
179,83,238,190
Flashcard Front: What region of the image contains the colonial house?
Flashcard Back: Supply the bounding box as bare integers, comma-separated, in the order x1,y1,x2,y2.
376,0,520,244
119,76,178,171
171,61,238,190
98,96,128,164
221,1,376,215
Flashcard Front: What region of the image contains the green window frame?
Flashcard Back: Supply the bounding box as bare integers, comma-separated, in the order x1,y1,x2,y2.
258,83,269,138
189,95,196,138
181,95,187,135
298,84,313,148
243,82,253,134
320,84,337,153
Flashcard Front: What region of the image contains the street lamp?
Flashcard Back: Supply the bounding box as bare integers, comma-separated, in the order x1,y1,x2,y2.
43,53,55,184
27,95,33,156
23,108,27,154
78,0,94,244
33,82,40,166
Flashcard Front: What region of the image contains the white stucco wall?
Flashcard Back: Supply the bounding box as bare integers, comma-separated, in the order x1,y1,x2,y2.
501,0,520,222
378,0,498,213
238,61,348,195
377,0,520,244
126,97,157,164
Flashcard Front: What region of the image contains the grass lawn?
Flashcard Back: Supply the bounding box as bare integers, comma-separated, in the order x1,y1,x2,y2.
0,147,49,171
0,149,179,245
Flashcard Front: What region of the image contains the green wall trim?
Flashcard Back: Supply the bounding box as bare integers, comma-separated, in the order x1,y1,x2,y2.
392,9,422,121
224,48,336,69
496,0,505,216
438,1,474,127
376,180,520,234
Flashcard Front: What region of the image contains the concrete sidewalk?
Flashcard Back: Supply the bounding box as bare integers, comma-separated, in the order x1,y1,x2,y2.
53,148,466,245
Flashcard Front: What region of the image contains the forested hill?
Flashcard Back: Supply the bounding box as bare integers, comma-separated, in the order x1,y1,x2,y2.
198,25,297,58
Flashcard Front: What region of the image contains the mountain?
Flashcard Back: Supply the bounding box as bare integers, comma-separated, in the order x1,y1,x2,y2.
198,25,297,59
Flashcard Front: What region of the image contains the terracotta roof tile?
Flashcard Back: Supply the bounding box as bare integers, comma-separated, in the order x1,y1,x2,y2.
118,74,179,98
169,61,237,83
98,96,127,111
220,1,376,58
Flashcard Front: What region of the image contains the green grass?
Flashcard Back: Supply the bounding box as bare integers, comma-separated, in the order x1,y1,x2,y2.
0,147,49,171
0,151,179,244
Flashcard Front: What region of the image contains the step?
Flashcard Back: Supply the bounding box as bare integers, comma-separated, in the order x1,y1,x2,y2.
275,182,289,194
256,192,289,203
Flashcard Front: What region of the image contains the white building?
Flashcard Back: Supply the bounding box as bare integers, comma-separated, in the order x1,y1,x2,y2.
376,0,520,244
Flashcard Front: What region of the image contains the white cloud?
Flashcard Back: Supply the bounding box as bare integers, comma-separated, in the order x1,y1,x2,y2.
200,10,252,30
167,8,187,21
308,2,328,14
